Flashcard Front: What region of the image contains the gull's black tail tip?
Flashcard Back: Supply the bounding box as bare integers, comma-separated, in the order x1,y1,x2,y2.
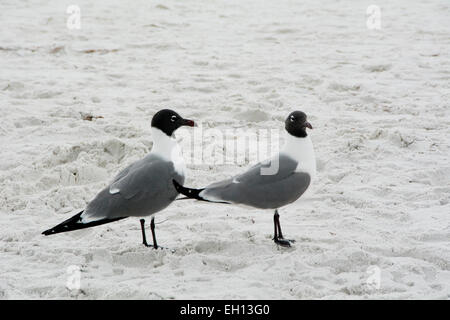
42,211,84,236
42,211,127,236
173,179,206,201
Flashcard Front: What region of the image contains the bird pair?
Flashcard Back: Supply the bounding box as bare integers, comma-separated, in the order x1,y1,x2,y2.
43,109,315,248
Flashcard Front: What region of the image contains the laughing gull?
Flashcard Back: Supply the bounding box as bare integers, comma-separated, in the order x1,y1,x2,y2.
42,109,195,249
174,111,315,247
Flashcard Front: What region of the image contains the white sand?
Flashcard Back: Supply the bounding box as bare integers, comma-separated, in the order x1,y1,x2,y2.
0,0,449,299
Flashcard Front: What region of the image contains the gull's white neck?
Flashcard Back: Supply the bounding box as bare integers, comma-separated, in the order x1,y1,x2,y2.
281,133,316,178
150,127,185,175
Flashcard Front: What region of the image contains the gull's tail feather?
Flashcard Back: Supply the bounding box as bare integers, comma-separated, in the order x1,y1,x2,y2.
173,180,207,201
173,180,230,204
42,211,127,236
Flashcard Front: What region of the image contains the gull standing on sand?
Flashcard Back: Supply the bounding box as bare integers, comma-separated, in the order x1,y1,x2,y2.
174,111,315,247
43,109,195,249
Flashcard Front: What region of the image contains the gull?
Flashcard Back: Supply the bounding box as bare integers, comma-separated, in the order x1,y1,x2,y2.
43,109,195,249
174,111,315,247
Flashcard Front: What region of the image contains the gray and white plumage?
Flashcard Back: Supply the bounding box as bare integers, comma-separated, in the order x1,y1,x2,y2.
198,155,311,209
175,114,316,211
173,110,315,247
81,153,184,223
42,109,194,237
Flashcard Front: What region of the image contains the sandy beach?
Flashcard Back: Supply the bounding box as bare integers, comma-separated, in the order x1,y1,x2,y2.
0,0,449,299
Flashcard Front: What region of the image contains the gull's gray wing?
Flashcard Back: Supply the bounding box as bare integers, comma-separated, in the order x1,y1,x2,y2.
200,155,310,209
82,155,184,221
108,158,157,200
110,163,133,186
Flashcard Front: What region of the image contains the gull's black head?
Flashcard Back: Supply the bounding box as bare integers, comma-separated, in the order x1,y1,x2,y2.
151,109,195,136
285,111,313,138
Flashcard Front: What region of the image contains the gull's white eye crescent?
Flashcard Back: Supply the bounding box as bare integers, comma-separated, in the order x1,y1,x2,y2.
290,116,295,122
171,115,177,122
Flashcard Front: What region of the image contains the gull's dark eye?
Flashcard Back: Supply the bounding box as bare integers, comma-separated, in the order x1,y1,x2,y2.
290,116,295,122
171,115,177,122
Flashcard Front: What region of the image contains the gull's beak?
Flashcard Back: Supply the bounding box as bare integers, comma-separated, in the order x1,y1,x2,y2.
181,118,196,127
304,122,313,129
